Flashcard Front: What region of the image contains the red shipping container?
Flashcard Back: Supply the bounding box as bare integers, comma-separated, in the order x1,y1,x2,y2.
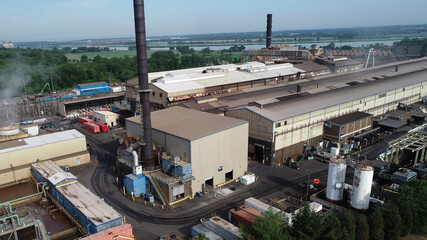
78,116,94,125
81,224,135,240
93,122,108,132
229,209,257,228
83,122,100,133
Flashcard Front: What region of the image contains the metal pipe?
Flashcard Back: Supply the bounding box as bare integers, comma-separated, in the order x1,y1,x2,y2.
0,214,21,226
0,202,12,213
133,0,155,170
266,14,272,48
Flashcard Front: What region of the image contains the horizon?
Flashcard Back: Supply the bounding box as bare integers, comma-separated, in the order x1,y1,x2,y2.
1,0,427,42
9,23,427,44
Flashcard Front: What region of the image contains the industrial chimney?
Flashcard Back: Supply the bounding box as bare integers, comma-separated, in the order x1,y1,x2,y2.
266,14,272,48
133,0,155,170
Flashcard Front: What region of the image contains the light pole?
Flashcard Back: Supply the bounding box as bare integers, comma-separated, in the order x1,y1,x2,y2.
306,169,311,201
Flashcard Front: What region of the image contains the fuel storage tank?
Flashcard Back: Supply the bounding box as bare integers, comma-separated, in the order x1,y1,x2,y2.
351,164,374,210
326,158,347,201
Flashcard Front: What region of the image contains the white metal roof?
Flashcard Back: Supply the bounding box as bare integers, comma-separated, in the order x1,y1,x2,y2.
55,182,123,227
0,129,85,153
151,62,304,94
48,172,78,186
94,110,119,116
230,69,427,122
152,81,205,94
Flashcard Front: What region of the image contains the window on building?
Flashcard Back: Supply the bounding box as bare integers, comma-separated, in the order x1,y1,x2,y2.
160,93,163,98
275,122,281,128
284,121,287,125
403,88,405,91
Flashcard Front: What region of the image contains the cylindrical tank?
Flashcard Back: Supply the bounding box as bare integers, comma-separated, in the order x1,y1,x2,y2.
351,164,374,210
326,158,347,201
0,125,20,136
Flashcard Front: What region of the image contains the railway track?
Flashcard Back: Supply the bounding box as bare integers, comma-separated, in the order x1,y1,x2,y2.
83,131,328,225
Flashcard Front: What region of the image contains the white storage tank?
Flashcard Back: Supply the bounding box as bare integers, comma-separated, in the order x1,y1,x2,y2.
351,164,374,210
326,158,347,201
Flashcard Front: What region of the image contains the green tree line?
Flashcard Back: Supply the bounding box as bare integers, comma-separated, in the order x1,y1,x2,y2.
240,179,427,240
0,47,241,97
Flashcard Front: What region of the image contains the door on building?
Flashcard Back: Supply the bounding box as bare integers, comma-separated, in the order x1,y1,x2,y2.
225,170,233,181
204,177,214,193
254,144,265,162
171,184,185,202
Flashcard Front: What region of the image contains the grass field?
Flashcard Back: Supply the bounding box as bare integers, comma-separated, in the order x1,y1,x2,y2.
65,49,242,61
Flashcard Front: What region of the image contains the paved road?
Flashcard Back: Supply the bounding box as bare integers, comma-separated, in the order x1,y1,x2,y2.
70,123,329,239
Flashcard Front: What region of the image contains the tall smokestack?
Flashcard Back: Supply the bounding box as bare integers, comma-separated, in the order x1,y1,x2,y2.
266,14,272,48
133,0,155,169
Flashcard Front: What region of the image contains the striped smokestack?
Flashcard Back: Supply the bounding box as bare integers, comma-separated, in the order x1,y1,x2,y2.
133,0,155,169
266,14,272,48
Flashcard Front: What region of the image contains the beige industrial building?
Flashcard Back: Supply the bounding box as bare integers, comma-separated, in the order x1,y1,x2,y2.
0,129,90,186
126,106,248,194
226,58,427,163
94,110,120,127
126,62,315,111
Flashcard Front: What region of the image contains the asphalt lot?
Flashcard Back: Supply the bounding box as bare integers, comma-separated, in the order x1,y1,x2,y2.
64,117,419,239
67,120,330,239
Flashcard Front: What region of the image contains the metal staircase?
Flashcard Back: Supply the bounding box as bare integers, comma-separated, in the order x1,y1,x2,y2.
146,173,169,206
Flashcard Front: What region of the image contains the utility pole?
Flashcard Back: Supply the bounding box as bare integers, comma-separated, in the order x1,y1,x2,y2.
50,68,55,94
306,169,311,201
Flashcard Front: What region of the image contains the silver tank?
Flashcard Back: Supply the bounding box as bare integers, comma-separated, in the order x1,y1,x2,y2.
351,164,374,210
326,158,347,201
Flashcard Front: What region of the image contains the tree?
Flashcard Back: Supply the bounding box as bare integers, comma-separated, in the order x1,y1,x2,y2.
355,215,369,240
197,233,206,240
200,47,212,55
369,207,384,240
392,179,427,235
290,203,322,240
381,203,402,240
80,55,89,63
318,213,349,240
240,208,290,240
341,211,356,240
325,42,335,49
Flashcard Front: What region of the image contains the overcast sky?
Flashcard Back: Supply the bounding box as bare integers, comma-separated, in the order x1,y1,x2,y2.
1,0,427,42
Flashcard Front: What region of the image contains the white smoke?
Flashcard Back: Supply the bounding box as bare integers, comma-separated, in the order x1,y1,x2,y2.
0,55,33,125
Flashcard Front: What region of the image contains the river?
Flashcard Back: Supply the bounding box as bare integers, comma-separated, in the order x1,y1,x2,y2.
83,39,401,51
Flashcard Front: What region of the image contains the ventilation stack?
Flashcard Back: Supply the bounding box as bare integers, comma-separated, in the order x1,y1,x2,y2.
133,0,155,170
266,14,272,48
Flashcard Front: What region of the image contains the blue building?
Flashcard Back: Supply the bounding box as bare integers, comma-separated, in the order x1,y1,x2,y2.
31,160,124,234
74,82,111,96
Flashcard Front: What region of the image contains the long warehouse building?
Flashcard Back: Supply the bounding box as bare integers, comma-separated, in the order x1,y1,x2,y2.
226,59,427,163
0,129,90,186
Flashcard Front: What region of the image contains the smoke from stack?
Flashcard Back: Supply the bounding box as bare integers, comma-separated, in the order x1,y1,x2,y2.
266,14,272,48
133,0,155,169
